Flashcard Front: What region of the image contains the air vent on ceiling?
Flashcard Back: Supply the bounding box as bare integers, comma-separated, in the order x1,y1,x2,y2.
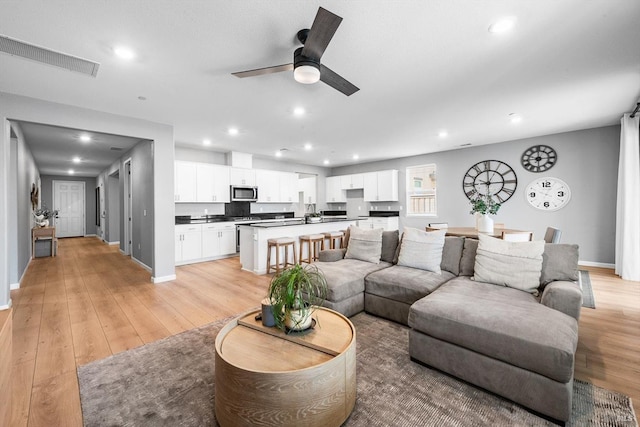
110,147,123,151
0,34,100,77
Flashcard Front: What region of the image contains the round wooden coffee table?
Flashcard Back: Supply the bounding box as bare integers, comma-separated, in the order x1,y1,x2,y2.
214,307,356,427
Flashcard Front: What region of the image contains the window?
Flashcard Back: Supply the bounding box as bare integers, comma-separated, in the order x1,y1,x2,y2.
406,164,437,216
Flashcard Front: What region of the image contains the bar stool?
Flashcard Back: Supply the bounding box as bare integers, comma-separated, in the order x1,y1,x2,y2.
266,237,297,274
299,234,325,264
322,231,345,250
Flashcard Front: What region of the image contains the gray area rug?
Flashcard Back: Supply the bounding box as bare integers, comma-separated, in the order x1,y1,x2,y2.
580,270,596,309
78,313,636,427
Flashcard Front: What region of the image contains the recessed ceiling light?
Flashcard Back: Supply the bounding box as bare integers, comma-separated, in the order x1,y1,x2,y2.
323,159,330,165
304,143,312,151
138,96,147,101
203,139,211,146
353,154,359,160
438,131,448,138
68,169,75,175
80,134,91,142
228,127,239,136
275,151,283,158
114,46,135,60
489,17,516,34
509,113,522,123
293,107,306,116
72,156,81,163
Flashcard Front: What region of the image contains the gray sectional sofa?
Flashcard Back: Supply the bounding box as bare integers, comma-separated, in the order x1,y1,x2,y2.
315,228,582,422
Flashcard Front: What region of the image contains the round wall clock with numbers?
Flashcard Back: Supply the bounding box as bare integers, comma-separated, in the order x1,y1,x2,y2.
462,160,517,203
525,177,571,211
521,144,557,173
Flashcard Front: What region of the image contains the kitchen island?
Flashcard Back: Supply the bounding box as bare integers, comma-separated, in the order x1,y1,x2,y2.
239,218,357,274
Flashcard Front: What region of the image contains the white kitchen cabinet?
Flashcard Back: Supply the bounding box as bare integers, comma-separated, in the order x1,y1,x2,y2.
363,170,399,202
230,167,256,186
256,170,298,203
202,223,236,257
357,217,399,231
174,161,197,202
326,176,346,203
197,164,230,203
175,224,202,263
279,172,298,203
256,169,280,202
340,173,364,190
298,176,317,204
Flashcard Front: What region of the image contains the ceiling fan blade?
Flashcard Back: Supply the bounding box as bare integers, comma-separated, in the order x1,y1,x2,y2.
301,7,342,62
232,63,293,78
320,64,359,96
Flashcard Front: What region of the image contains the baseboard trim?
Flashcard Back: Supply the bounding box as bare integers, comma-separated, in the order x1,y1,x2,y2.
131,256,152,272
152,274,177,284
578,261,615,269
107,241,120,246
0,301,12,310
10,283,20,290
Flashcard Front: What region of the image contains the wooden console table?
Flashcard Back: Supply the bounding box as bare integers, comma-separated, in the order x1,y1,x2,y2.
215,307,356,427
32,226,57,258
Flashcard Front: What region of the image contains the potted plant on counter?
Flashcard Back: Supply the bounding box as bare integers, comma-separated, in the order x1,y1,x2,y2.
470,194,500,233
268,264,328,332
306,212,322,223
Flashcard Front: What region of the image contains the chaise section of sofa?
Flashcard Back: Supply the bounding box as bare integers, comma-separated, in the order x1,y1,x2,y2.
408,238,582,422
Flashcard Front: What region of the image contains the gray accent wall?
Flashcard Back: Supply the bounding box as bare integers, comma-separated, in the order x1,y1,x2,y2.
40,175,97,236
331,125,620,264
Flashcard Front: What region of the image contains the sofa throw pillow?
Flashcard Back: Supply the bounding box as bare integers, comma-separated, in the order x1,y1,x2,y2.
441,236,465,275
540,243,579,286
397,227,446,274
459,238,479,276
381,230,400,263
473,234,545,295
344,225,383,264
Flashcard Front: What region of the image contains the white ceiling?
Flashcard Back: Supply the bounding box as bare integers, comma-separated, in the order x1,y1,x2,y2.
1,0,639,175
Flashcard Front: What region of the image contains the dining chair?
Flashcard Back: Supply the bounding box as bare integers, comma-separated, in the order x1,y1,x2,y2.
501,231,534,242
544,227,562,243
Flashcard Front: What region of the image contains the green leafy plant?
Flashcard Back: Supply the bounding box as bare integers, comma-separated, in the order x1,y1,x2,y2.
470,195,501,215
268,264,327,332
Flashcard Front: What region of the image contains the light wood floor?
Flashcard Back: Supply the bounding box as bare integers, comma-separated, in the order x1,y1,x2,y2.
9,237,640,426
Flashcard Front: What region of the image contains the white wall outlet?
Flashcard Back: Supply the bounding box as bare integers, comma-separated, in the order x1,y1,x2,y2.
204,208,208,215
388,206,391,210
143,209,147,216
400,205,403,210
260,207,263,212
358,206,361,211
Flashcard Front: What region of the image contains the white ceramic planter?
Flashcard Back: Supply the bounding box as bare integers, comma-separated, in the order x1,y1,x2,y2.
284,309,313,331
476,214,494,233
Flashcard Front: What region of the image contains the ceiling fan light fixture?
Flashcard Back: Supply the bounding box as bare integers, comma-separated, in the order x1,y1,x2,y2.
294,64,320,84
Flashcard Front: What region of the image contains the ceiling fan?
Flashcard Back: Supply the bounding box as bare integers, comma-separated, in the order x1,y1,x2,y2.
231,7,359,96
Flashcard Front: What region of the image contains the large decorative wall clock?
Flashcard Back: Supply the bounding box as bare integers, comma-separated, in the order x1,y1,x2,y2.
521,144,557,173
525,177,571,211
462,160,517,203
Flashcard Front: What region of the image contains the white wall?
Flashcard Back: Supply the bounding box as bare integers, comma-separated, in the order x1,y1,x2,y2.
0,92,176,308
331,125,620,265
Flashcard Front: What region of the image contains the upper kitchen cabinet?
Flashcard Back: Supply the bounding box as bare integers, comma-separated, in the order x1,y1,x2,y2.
326,176,346,203
256,170,298,203
256,169,279,202
175,161,197,202
298,176,317,204
230,167,256,186
340,173,364,190
197,163,230,203
363,170,399,201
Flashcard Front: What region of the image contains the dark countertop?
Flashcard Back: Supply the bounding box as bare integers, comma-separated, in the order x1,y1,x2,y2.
243,218,358,228
175,212,295,225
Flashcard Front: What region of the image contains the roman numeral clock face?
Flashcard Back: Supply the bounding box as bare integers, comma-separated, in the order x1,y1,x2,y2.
525,177,571,211
462,160,517,202
521,144,557,173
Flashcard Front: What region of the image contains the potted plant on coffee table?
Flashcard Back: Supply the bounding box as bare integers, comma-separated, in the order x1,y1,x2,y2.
268,264,328,332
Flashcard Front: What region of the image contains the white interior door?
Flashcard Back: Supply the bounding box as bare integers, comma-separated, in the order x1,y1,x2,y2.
53,180,85,238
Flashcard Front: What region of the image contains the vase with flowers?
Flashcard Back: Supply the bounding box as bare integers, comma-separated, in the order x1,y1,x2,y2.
33,205,59,227
469,195,500,233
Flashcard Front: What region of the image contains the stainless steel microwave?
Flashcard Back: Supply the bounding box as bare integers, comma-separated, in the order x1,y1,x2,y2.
230,185,258,201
